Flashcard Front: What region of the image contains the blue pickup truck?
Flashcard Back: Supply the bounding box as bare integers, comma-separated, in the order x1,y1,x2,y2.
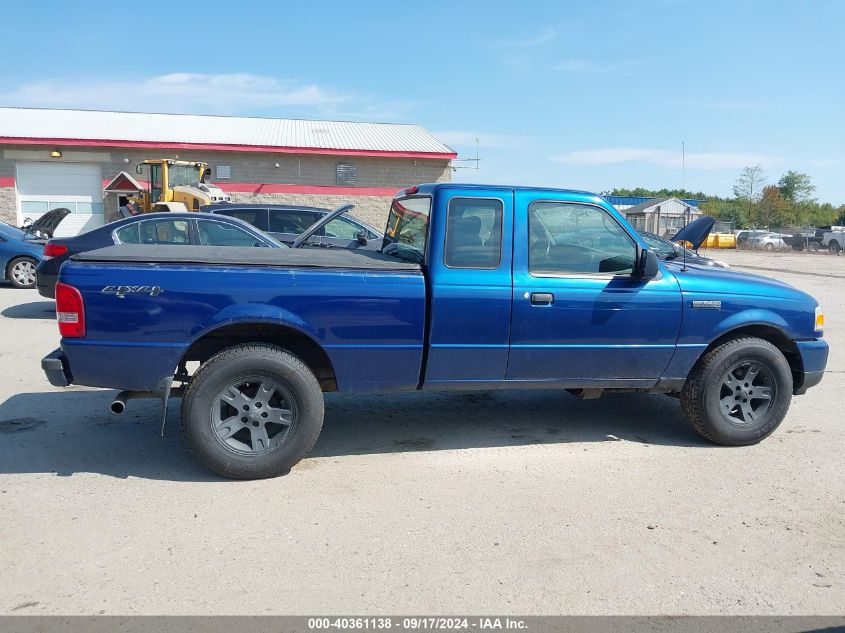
42,184,828,479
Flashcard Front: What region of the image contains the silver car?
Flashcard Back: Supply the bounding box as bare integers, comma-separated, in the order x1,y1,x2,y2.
747,233,790,251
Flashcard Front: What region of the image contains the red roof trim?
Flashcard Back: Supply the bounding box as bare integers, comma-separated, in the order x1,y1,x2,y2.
0,175,401,197
0,136,457,160
217,183,400,196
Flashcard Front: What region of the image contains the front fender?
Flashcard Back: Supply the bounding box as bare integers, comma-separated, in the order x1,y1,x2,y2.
664,306,800,380
713,308,792,337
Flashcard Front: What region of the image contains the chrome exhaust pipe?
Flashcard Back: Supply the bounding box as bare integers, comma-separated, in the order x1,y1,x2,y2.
110,390,161,415
110,392,128,414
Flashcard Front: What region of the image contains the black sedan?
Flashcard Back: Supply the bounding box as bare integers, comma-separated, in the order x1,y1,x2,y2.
36,212,284,298
203,203,383,250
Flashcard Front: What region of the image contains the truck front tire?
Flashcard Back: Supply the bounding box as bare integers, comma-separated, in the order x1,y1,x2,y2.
680,337,792,446
181,344,324,479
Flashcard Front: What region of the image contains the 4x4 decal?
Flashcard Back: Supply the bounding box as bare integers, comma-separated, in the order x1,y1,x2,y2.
102,285,163,298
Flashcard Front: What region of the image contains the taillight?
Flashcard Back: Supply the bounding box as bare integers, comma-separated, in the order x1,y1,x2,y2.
55,282,85,338
43,243,69,259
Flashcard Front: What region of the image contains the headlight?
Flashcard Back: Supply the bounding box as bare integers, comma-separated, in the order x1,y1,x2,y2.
815,306,825,334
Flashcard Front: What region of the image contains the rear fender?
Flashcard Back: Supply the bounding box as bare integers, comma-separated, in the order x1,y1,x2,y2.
190,303,318,341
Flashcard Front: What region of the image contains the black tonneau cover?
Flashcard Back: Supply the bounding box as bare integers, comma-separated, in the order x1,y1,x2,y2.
71,244,421,271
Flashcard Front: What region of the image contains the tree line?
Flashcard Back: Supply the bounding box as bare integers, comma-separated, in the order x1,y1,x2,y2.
610,167,845,229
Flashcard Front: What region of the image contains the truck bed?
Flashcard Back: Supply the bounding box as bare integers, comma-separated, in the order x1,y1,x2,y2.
58,244,426,393
72,244,421,271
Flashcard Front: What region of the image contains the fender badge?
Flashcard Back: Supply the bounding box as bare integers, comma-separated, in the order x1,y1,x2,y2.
102,285,163,298
692,300,721,309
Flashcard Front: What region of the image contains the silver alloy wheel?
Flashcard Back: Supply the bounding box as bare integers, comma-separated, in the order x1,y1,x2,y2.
11,259,36,287
210,377,296,455
718,360,776,426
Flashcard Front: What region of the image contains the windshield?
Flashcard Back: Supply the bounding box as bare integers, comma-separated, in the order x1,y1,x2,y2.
382,196,431,262
168,164,201,187
640,233,676,257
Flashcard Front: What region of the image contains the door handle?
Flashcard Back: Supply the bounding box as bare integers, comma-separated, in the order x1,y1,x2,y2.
530,292,554,306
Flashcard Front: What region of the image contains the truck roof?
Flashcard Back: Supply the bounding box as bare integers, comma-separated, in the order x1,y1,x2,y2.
408,182,602,198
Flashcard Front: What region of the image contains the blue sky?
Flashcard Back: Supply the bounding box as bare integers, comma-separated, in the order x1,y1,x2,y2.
2,0,843,203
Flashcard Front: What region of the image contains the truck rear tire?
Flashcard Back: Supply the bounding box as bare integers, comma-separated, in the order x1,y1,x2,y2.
829,240,841,254
680,337,792,446
181,344,324,479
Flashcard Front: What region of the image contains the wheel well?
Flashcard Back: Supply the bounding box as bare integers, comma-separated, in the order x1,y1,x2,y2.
5,255,37,279
179,323,337,391
704,325,802,385
6,254,36,268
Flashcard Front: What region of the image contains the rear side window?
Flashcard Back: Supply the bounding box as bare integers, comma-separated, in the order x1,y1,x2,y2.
218,208,269,231
138,219,190,245
444,198,503,269
269,209,318,234
197,220,263,246
115,224,140,244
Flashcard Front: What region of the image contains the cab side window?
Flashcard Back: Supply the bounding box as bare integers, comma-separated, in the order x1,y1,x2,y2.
443,198,503,269
528,202,636,275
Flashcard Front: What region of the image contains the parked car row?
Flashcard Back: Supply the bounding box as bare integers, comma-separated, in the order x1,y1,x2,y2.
1,208,71,288
737,227,843,253
33,204,383,297
8,203,733,296
204,204,383,250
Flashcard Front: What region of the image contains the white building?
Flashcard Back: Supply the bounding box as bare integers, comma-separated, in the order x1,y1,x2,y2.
0,107,455,236
620,197,702,236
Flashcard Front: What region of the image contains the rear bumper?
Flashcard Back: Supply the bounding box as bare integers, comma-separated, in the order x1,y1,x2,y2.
35,261,58,298
41,348,71,387
794,339,829,395
36,277,56,299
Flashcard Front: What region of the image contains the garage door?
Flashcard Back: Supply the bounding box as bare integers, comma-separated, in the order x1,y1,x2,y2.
16,162,104,237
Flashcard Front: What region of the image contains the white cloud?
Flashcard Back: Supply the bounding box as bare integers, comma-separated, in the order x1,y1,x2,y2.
0,72,388,117
552,147,784,170
499,27,558,48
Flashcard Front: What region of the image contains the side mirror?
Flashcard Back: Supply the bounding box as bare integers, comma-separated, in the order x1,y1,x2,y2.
635,248,660,280
356,231,368,246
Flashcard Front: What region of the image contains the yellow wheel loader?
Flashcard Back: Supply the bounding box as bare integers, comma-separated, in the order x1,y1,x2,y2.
133,159,231,212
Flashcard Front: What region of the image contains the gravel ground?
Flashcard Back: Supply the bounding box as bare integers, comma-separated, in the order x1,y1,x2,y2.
0,250,842,615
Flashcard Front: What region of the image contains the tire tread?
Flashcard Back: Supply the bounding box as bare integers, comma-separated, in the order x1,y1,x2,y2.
681,336,789,445
181,343,323,479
